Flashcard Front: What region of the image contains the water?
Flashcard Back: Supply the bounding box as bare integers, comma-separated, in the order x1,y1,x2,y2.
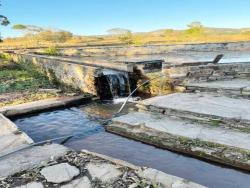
12,101,250,188
106,73,128,98
97,70,130,99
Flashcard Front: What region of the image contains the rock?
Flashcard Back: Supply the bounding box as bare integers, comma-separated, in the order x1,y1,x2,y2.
61,176,91,188
0,144,69,180
86,163,122,183
141,168,206,188
40,163,79,183
15,182,44,188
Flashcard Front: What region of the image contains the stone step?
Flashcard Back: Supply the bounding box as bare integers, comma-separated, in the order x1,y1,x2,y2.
0,143,69,180
107,112,250,171
182,79,250,97
136,92,250,132
0,114,33,156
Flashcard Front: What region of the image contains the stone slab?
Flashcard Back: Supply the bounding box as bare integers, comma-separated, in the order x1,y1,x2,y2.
82,150,206,187
0,96,90,117
61,176,91,188
40,163,79,183
0,144,69,180
16,182,44,188
0,149,206,188
184,79,250,90
141,168,206,188
108,112,250,170
139,93,250,121
112,112,250,150
0,114,33,156
86,163,122,183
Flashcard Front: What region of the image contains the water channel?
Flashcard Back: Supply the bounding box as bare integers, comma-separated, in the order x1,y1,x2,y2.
12,100,250,188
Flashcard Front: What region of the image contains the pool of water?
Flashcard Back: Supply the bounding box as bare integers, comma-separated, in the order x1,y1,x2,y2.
12,101,250,188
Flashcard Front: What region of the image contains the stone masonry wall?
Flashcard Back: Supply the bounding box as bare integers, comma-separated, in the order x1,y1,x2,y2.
9,53,101,95
163,62,250,84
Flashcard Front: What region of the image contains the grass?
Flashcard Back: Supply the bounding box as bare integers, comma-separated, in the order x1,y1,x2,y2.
43,46,61,56
0,67,54,93
0,59,62,107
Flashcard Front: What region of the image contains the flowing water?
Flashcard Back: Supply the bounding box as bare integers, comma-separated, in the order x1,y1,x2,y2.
12,101,250,188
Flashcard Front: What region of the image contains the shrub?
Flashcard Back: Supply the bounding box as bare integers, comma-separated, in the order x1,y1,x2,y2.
43,47,60,56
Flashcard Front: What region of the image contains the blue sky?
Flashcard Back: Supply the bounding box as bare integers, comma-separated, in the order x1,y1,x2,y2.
1,0,250,38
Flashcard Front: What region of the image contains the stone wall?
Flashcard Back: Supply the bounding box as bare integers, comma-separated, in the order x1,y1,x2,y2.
9,53,102,95
163,62,250,84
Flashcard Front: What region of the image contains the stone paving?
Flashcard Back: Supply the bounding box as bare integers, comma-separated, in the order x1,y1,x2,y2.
137,92,250,132
108,111,250,170
0,114,33,157
0,150,206,188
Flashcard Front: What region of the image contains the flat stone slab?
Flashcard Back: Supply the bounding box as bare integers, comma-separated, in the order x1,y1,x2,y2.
61,176,91,188
138,92,250,123
141,168,206,188
0,150,206,188
0,144,69,180
0,114,33,156
0,96,90,117
108,112,250,170
16,182,44,188
86,163,122,183
40,163,79,183
112,112,250,150
184,79,250,90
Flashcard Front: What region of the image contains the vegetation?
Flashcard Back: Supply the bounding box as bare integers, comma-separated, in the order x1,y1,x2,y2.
0,64,54,93
43,46,61,56
1,21,250,48
0,57,57,107
0,2,10,41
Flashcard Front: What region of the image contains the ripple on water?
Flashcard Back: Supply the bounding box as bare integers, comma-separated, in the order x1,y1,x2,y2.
13,102,250,188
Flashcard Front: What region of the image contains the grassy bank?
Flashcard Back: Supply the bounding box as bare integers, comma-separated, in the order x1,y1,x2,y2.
0,58,79,107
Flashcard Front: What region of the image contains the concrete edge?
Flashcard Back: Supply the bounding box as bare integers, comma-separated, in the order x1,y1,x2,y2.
0,95,92,117
81,149,207,187
135,102,250,133
106,123,250,171
81,149,141,170
0,114,33,144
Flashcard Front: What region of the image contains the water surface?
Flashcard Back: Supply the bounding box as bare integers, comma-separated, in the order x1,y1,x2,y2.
13,101,250,188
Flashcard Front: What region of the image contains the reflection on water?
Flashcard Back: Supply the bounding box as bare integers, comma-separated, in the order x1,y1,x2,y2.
13,101,250,188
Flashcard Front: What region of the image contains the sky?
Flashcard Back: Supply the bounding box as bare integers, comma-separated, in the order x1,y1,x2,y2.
1,0,250,38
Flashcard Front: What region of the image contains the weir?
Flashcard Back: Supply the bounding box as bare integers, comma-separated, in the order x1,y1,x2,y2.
4,51,163,99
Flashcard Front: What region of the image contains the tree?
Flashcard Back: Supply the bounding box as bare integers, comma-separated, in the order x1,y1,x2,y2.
185,21,205,36
187,21,203,29
107,28,133,44
0,2,10,41
12,24,73,43
0,15,9,26
12,24,44,34
106,28,131,35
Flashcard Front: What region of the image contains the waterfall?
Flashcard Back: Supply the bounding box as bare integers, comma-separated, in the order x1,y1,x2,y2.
106,73,128,98
99,70,130,99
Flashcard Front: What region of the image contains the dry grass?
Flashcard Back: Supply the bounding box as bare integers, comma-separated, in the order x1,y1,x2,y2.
1,28,250,49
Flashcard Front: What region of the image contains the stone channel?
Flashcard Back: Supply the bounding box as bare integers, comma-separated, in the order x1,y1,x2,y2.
1,43,250,187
